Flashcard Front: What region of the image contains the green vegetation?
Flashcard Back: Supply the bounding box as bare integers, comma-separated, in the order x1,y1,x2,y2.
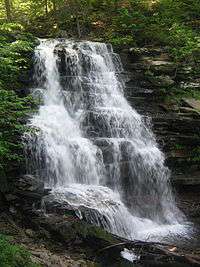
0,90,35,191
0,23,37,191
0,23,37,90
190,147,200,162
0,235,40,267
174,144,185,150
163,86,200,104
1,0,200,62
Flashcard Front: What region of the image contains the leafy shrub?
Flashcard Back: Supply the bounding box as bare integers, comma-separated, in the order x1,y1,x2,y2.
167,24,200,62
0,90,35,191
99,0,200,62
0,23,37,90
0,23,24,32
0,23,37,191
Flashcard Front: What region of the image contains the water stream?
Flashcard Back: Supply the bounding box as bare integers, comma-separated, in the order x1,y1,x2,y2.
25,39,190,241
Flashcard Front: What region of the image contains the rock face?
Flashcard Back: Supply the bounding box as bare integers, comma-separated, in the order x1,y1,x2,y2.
119,47,200,188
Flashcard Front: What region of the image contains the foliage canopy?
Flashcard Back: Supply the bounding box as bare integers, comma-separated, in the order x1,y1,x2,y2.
0,0,200,61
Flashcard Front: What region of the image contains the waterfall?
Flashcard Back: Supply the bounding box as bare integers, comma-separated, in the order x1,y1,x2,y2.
25,39,190,241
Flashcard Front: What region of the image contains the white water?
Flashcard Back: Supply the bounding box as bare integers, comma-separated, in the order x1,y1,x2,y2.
26,39,190,241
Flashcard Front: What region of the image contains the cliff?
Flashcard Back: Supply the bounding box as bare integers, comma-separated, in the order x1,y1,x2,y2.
119,47,200,188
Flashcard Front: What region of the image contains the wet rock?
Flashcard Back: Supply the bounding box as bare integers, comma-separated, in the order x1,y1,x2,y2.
54,44,66,55
10,175,51,209
54,45,67,75
17,175,44,191
15,175,50,199
42,194,112,230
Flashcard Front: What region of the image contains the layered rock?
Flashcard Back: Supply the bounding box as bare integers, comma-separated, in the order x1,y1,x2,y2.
119,47,200,188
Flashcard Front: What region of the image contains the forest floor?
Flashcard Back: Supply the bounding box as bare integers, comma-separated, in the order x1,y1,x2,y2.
0,213,96,267
1,189,200,267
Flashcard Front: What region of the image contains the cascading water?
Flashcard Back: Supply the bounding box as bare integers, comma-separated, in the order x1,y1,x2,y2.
25,39,190,241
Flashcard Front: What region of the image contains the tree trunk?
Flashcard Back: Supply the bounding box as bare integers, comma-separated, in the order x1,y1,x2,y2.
4,0,12,22
45,0,48,15
73,0,81,38
76,16,81,39
52,0,56,11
